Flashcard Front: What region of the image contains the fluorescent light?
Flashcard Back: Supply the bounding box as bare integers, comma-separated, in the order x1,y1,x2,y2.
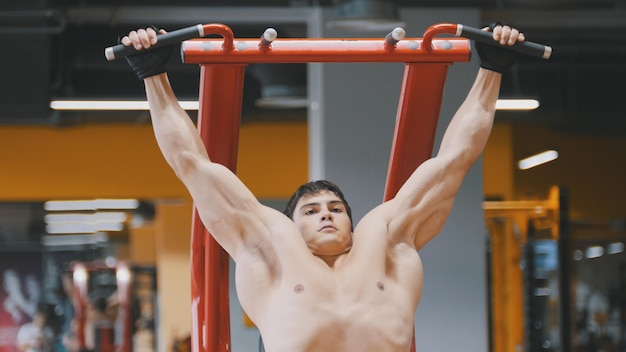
52,99,538,111
608,242,624,255
586,246,604,259
50,100,198,111
46,222,124,234
496,99,540,110
518,150,559,170
44,212,127,224
42,233,109,247
44,199,139,211
94,199,139,210
46,223,96,234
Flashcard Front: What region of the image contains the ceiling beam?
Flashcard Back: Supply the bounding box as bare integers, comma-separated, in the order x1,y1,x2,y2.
65,6,315,25
483,9,626,29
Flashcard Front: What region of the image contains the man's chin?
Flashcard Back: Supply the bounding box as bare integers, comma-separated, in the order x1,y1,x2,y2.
312,242,352,257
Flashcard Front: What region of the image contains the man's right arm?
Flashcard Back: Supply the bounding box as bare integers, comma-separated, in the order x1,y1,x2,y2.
148,74,274,258
123,28,279,260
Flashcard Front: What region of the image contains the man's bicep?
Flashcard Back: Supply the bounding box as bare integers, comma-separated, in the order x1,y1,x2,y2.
393,156,464,208
182,160,269,257
387,157,465,248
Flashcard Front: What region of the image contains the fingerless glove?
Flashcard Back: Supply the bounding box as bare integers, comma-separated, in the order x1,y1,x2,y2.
475,23,519,74
122,26,172,80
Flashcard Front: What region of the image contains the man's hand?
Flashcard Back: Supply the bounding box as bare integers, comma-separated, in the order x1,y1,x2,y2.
475,23,525,74
120,26,172,80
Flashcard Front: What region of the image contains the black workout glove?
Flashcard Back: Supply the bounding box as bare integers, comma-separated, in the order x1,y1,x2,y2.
122,26,172,80
475,23,519,74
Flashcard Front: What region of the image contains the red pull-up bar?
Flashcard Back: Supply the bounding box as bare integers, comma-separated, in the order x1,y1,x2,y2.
182,23,469,352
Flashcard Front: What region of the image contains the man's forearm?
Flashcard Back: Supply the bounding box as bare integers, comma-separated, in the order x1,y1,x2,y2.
437,68,501,165
144,74,211,173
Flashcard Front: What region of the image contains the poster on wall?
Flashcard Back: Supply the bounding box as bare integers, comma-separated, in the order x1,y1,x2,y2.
0,250,42,352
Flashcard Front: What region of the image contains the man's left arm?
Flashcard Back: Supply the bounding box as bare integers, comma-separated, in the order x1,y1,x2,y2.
384,25,524,250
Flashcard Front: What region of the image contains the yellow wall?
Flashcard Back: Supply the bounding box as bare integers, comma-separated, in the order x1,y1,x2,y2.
129,224,158,265
485,121,626,223
511,124,626,222
0,122,307,200
483,122,515,201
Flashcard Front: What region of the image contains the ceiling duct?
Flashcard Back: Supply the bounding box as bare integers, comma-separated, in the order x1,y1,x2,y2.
327,0,406,32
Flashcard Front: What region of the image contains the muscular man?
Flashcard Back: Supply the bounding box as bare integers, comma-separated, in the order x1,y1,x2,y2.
120,24,525,351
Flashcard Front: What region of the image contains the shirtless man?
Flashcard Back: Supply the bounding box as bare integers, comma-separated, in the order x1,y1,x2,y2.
120,23,525,351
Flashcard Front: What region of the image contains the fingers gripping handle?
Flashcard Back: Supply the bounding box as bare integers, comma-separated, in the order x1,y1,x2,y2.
457,24,552,60
104,24,204,61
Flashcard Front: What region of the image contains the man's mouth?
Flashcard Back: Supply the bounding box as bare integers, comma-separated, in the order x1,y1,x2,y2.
319,224,337,231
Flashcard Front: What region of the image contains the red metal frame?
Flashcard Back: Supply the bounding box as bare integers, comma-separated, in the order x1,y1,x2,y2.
182,23,470,352
70,260,133,352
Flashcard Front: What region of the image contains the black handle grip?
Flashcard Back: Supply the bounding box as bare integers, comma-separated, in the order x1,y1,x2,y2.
104,24,204,61
457,24,552,60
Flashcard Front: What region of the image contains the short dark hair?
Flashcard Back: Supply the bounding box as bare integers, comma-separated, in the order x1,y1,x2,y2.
283,180,353,230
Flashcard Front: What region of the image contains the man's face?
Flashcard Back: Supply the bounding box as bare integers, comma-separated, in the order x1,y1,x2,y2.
292,191,353,256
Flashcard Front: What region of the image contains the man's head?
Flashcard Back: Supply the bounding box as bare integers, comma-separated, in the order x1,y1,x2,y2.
284,180,353,229
284,181,354,259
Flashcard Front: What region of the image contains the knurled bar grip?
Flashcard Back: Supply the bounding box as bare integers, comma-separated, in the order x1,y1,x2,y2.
458,24,552,59
423,23,552,60
104,24,203,61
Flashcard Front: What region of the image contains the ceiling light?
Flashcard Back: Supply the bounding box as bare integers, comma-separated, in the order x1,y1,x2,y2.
50,100,198,111
608,242,624,255
496,99,540,110
44,199,139,211
46,222,124,234
44,233,109,247
44,212,127,224
586,246,604,259
51,98,538,112
518,150,558,170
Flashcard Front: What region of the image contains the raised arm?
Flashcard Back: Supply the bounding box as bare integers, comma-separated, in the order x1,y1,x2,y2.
121,27,281,260
383,24,525,250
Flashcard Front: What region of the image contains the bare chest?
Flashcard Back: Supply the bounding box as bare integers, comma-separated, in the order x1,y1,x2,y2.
257,252,423,351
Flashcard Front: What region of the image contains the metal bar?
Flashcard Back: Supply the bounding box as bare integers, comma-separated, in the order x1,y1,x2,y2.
192,63,245,352
383,63,449,200
381,62,450,352
182,38,470,64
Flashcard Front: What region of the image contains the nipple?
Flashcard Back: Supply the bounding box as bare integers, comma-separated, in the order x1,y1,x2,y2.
294,284,304,293
377,282,384,291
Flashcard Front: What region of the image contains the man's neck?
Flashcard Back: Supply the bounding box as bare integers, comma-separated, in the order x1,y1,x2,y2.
316,250,349,268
